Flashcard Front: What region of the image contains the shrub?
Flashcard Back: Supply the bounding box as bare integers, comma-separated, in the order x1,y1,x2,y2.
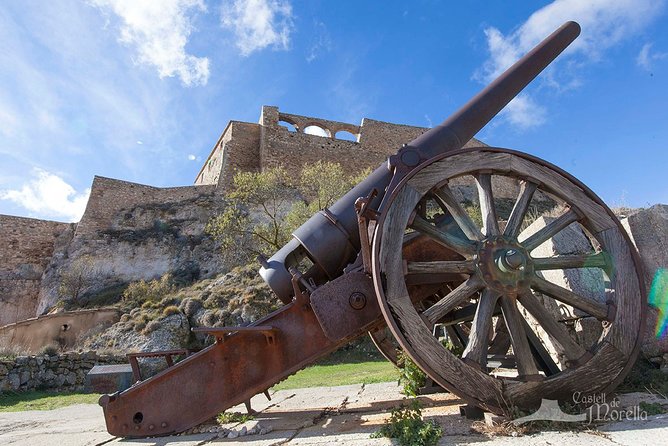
122,274,175,309
371,399,442,446
38,344,60,356
179,297,203,318
397,350,426,397
162,305,181,317
142,320,161,335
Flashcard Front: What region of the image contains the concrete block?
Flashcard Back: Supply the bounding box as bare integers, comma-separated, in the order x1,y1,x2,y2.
85,364,134,394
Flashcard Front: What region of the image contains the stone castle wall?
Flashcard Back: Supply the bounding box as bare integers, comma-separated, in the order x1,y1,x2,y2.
0,216,71,326
35,176,227,314
2,105,483,326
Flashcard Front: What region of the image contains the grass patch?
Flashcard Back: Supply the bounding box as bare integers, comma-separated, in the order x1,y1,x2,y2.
618,357,668,396
639,401,667,415
0,391,100,412
273,361,398,391
217,411,255,424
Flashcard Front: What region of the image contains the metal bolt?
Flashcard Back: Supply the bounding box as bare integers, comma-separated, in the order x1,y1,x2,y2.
349,292,367,310
504,249,524,269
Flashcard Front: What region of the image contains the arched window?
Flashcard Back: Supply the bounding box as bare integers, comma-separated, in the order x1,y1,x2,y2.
278,120,298,132
304,124,330,138
335,130,358,142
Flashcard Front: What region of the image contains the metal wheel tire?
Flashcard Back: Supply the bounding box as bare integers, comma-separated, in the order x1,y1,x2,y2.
371,147,645,413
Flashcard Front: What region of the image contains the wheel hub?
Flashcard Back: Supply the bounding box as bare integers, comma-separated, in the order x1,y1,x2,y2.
475,237,533,295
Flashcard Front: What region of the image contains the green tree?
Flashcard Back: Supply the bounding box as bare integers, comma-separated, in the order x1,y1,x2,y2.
206,166,296,262
207,162,369,263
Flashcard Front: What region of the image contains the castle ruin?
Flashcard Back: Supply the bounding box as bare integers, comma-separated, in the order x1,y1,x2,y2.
2,106,480,327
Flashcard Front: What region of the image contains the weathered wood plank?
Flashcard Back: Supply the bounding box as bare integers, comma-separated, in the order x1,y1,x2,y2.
475,173,500,236
597,227,643,356
521,208,579,252
531,275,608,320
532,252,609,271
500,297,540,377
408,151,513,195
504,341,626,407
462,290,499,368
423,276,484,324
380,185,422,303
388,297,504,409
432,184,483,241
509,155,615,234
406,260,475,275
518,291,587,361
504,180,537,239
410,214,477,256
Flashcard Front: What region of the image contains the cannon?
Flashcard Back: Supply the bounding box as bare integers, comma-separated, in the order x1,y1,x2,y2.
100,21,645,436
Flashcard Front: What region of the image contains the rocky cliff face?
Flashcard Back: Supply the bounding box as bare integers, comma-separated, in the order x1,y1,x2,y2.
0,216,71,327
35,177,229,315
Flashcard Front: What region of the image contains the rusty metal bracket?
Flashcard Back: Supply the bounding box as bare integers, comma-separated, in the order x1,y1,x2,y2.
310,271,383,342
126,349,192,382
355,189,379,274
192,326,278,346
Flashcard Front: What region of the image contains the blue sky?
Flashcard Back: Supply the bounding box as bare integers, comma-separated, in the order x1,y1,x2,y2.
1,0,666,222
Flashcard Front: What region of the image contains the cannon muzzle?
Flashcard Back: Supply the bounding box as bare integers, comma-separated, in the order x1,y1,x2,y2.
261,21,581,303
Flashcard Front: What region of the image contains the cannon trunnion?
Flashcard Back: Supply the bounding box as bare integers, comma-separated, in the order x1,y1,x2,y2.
100,21,645,437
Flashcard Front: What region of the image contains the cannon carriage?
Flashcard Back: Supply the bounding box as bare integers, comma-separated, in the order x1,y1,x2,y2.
100,21,645,437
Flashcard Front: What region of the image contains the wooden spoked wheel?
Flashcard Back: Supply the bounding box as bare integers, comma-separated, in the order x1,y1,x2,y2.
372,147,645,413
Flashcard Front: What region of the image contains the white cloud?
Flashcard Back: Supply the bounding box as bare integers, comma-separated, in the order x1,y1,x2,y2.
636,42,668,71
0,169,91,222
91,0,210,86
477,0,665,129
188,154,197,160
306,21,332,63
221,0,294,56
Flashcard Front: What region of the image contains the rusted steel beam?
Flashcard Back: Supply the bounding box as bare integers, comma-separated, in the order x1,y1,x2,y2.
100,275,382,437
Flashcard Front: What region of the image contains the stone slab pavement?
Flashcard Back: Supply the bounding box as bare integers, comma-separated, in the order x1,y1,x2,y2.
1,383,667,446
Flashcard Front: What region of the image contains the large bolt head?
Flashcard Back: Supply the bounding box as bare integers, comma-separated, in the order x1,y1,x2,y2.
349,292,367,310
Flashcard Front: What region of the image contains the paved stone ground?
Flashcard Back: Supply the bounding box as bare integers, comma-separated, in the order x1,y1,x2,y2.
1,383,667,446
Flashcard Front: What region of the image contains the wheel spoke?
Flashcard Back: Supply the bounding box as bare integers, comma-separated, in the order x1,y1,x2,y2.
410,214,477,256
531,275,609,320
475,173,500,236
431,185,483,241
520,208,580,252
462,289,499,369
406,260,476,275
499,296,540,377
422,276,484,324
518,291,587,362
504,181,538,239
532,252,610,271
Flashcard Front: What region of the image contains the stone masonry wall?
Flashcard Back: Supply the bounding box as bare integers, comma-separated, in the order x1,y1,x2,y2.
0,216,70,327
0,309,120,354
0,351,126,394
35,176,227,314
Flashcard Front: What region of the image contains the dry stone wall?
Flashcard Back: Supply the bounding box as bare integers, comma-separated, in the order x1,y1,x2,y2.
0,351,125,393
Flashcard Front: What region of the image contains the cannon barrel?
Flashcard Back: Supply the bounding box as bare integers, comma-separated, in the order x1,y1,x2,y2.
261,21,581,302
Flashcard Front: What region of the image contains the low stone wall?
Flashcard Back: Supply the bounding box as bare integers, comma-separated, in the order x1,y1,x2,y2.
0,351,126,394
